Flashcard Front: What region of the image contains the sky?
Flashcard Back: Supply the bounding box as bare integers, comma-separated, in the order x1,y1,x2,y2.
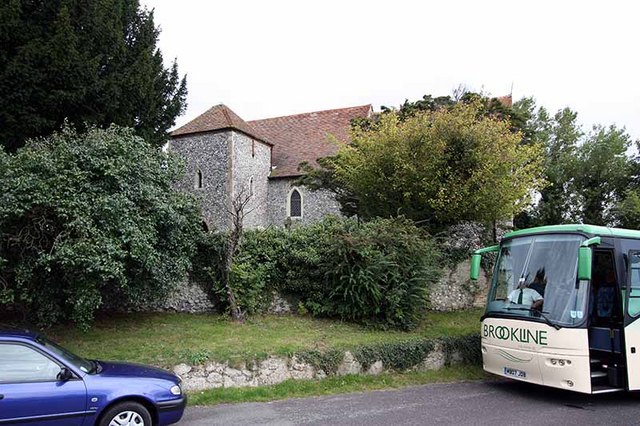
141,0,639,141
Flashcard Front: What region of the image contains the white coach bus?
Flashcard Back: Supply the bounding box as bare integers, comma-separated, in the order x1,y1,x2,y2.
471,224,640,393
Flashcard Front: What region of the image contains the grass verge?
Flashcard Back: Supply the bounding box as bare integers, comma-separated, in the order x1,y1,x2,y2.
188,364,487,406
47,309,483,368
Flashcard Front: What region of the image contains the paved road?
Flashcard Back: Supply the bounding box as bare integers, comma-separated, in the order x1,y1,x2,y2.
182,380,640,425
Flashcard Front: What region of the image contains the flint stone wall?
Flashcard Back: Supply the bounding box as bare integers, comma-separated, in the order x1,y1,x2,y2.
267,178,343,228
105,281,214,314
169,132,231,231
148,281,215,314
430,259,489,311
174,345,464,392
429,222,507,311
231,131,272,229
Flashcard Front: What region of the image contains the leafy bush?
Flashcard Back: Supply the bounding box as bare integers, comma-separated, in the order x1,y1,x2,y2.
353,339,435,371
197,217,442,330
0,126,202,329
441,334,482,365
296,349,344,375
297,333,480,374
316,218,441,330
303,102,544,232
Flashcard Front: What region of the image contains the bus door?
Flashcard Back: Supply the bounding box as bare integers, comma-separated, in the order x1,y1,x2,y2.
589,250,624,390
624,250,640,389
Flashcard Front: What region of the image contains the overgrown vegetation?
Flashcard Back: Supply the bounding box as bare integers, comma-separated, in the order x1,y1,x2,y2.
302,100,544,233
194,217,443,330
0,126,202,329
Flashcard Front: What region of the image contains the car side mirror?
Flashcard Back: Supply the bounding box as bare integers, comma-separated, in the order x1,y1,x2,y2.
57,367,73,382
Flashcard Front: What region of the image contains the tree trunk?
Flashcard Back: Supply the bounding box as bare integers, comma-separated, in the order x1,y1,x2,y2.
224,229,244,323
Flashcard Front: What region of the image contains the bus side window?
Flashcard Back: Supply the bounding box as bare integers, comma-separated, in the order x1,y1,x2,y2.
628,252,640,317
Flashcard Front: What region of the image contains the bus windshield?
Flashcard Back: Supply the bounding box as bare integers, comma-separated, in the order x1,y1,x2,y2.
486,234,589,327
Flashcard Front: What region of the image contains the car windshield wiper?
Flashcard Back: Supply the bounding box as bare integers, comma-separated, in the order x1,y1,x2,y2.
505,307,561,330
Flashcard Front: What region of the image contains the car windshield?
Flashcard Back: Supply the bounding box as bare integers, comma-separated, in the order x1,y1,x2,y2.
486,234,589,326
37,336,95,374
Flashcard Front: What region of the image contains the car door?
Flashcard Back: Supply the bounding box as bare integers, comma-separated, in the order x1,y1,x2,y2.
0,342,87,425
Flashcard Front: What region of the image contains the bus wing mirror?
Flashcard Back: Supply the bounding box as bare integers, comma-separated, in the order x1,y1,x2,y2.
577,237,600,282
470,254,482,281
577,246,593,281
470,245,499,281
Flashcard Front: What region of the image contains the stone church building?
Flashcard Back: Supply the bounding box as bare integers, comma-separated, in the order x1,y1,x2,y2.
169,104,372,230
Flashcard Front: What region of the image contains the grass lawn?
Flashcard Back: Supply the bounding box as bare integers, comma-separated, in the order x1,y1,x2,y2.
47,308,483,368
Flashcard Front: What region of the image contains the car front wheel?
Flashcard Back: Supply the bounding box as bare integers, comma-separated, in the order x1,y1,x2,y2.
100,401,152,426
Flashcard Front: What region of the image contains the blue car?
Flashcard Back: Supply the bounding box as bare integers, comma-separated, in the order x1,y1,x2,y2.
0,327,186,425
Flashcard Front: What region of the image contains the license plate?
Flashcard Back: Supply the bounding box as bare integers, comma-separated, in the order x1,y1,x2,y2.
504,367,526,378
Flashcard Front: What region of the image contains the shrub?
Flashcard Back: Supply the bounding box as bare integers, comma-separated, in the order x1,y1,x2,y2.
353,339,435,371
312,218,442,330
296,349,344,375
296,333,481,375
0,126,202,329
196,217,442,330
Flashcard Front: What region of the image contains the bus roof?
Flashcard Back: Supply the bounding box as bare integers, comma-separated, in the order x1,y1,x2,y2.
504,224,640,240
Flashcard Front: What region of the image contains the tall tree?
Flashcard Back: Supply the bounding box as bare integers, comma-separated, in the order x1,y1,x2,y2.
0,0,186,151
575,125,633,225
515,97,636,227
514,100,583,226
304,102,544,232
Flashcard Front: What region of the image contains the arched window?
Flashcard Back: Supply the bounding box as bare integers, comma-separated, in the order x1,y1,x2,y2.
195,169,203,189
288,188,303,218
249,176,254,196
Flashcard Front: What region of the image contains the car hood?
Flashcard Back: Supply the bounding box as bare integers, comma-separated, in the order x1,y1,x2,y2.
96,361,178,383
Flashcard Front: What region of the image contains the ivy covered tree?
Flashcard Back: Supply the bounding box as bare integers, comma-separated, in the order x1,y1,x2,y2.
304,101,544,232
0,126,202,328
0,0,186,151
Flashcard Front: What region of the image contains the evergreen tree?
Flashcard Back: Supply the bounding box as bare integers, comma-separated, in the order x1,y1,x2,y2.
0,0,186,151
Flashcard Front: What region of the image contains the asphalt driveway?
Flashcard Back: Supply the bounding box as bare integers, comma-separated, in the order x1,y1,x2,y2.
182,379,640,425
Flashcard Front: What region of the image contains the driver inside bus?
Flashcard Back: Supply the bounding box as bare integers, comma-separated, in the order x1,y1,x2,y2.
508,277,544,309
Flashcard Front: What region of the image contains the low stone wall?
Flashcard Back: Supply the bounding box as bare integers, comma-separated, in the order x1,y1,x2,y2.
155,281,215,313
430,259,489,311
174,337,479,392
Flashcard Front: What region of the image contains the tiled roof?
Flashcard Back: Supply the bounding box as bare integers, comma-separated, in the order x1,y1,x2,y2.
171,104,270,144
496,95,513,108
249,105,372,177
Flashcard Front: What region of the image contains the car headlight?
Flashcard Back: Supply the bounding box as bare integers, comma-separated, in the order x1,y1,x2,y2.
170,385,182,396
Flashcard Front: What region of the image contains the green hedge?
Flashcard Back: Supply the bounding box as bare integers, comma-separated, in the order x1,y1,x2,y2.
195,217,443,330
295,333,480,374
